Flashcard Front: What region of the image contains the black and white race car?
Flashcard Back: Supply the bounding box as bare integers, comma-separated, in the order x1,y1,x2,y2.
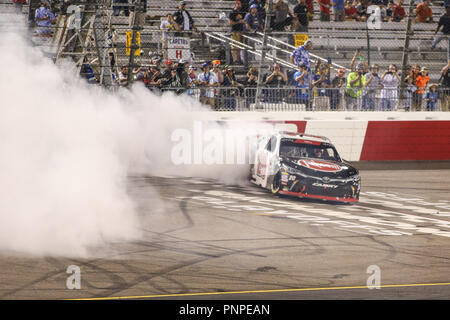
250,131,361,203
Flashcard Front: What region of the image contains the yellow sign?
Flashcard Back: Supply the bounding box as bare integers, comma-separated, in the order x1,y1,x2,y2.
126,31,141,56
294,34,308,47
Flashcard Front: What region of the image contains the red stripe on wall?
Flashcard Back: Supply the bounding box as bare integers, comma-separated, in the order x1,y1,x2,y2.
360,121,450,161
284,121,307,133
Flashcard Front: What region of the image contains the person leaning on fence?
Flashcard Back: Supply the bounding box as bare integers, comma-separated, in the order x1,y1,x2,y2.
186,65,199,96
263,63,288,103
330,68,346,110
379,64,400,111
431,6,450,51
403,76,417,111
439,60,450,111
425,84,439,111
312,63,331,110
345,63,366,110
198,62,219,109
222,65,241,110
363,64,382,111
173,1,198,36
414,67,430,111
229,1,246,64
293,63,310,107
246,67,259,107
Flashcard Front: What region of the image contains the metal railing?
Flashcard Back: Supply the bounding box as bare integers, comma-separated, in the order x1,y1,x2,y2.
110,84,450,112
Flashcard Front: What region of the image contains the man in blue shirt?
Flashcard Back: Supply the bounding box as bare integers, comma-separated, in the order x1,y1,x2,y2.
34,2,56,35
332,0,345,21
290,39,312,72
245,4,264,32
293,63,310,107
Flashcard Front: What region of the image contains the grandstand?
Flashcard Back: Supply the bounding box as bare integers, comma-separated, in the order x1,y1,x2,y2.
3,0,449,111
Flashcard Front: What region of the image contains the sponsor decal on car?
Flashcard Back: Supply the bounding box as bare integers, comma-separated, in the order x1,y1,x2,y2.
297,159,342,172
312,182,339,189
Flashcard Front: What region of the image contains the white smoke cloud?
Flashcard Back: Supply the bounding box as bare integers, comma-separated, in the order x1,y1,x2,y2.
0,11,266,257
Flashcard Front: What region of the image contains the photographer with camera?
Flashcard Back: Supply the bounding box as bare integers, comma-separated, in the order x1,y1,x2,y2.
379,64,400,111
363,64,382,111
345,63,366,110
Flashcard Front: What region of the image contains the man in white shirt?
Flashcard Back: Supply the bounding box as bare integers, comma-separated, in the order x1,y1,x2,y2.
379,64,400,111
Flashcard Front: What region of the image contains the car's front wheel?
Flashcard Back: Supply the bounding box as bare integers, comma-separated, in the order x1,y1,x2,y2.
270,172,281,194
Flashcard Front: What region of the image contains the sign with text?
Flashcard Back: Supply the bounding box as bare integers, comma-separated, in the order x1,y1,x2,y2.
294,34,308,47
167,36,191,61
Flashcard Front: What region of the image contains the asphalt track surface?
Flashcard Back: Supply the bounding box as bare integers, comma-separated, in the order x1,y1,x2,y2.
1,169,450,300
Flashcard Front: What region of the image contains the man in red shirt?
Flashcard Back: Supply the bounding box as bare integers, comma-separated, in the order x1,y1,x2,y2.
415,0,433,23
318,0,331,21
392,0,406,22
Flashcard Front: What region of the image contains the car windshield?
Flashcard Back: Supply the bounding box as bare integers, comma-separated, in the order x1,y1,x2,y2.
279,139,341,162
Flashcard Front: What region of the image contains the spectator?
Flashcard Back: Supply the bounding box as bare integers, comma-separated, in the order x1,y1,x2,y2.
146,65,164,89
345,0,359,21
414,67,430,111
345,63,366,110
211,60,224,84
391,0,406,22
425,84,439,111
293,63,310,107
240,0,250,12
332,0,346,22
34,1,57,36
161,59,175,83
432,6,450,51
249,0,267,21
229,1,246,64
113,0,129,17
356,0,369,22
403,76,417,111
118,66,128,85
222,66,241,110
312,62,331,110
305,0,315,22
186,65,199,96
293,0,309,32
245,4,264,32
363,64,382,111
330,68,346,110
318,0,332,21
263,62,288,87
290,39,312,72
245,67,259,107
439,60,450,111
414,0,433,23
379,64,400,111
160,14,176,59
80,57,96,84
173,1,198,36
271,0,295,31
198,62,219,109
385,2,394,22
263,62,288,102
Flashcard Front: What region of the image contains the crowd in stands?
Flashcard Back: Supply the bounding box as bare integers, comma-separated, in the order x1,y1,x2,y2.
27,0,450,111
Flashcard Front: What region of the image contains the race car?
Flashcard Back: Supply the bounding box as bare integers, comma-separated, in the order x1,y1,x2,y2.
249,131,361,203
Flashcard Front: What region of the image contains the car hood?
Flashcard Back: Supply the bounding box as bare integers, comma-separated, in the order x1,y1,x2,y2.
281,157,359,179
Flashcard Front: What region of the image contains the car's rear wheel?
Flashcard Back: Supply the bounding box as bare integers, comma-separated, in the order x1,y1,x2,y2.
270,172,281,194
